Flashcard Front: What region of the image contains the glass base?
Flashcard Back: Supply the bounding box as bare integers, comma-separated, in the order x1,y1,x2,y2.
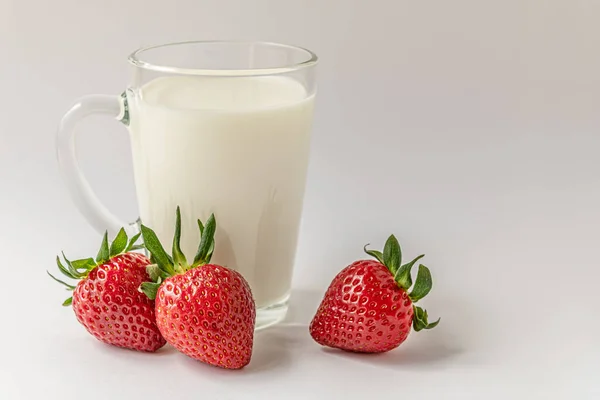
255,295,290,331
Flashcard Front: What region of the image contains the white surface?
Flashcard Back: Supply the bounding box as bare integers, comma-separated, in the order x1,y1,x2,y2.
1,0,599,398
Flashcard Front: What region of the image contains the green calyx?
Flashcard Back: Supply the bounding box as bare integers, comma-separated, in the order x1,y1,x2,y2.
48,228,143,306
364,235,440,331
412,305,440,331
139,206,216,300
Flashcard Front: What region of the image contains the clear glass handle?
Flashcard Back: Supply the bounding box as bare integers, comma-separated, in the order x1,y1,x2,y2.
56,94,137,236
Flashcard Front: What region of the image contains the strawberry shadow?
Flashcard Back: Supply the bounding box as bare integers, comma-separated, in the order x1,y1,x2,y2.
238,288,324,373
321,334,464,369
285,288,323,325
154,344,179,356
90,339,179,359
245,324,304,373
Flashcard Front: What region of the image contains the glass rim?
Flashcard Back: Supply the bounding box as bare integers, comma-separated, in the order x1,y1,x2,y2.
128,40,318,76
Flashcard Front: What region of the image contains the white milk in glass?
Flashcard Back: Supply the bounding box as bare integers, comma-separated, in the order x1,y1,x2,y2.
129,75,314,308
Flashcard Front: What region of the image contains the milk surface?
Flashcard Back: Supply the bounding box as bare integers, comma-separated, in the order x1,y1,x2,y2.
128,75,314,307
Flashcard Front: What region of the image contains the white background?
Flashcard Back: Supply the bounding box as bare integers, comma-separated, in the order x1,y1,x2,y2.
1,0,599,398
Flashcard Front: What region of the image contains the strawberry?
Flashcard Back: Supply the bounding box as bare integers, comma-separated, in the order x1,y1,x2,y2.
139,207,256,369
48,229,166,352
309,235,439,353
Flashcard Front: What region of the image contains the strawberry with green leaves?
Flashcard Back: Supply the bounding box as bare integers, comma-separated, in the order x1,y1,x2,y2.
310,235,439,353
48,229,166,352
139,208,256,369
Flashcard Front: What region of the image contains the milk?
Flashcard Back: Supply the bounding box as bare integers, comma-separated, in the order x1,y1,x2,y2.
128,75,314,308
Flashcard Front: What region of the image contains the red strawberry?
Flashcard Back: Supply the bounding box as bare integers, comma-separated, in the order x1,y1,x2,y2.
49,229,166,352
309,235,439,353
140,207,256,369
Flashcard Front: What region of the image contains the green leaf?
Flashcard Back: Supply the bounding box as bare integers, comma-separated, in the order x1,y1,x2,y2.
412,305,440,332
363,244,385,264
383,235,401,274
62,297,73,307
125,232,142,252
409,264,433,302
56,255,77,279
172,206,188,268
95,231,110,264
61,253,76,275
173,263,185,274
71,257,96,272
146,264,167,282
146,264,160,281
193,214,216,265
412,305,426,331
109,228,128,257
140,225,175,276
394,254,424,290
425,318,440,330
196,218,215,259
60,253,86,279
47,271,76,290
139,279,162,300
206,240,215,260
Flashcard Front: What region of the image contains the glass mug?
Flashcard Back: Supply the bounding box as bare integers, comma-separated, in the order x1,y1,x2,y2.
56,41,318,329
